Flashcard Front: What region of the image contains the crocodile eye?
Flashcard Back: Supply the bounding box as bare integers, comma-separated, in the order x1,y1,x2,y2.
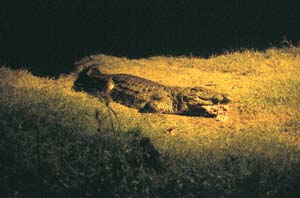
191,88,197,92
191,87,202,92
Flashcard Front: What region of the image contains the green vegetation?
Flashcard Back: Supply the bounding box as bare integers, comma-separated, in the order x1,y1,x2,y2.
1,47,300,197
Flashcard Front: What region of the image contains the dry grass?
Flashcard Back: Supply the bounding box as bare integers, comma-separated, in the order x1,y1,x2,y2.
68,47,300,155
2,47,299,155
1,47,300,197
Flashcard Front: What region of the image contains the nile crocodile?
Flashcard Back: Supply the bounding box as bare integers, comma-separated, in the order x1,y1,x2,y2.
73,66,230,117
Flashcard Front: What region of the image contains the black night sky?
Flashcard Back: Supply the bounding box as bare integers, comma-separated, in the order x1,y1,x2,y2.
1,0,300,76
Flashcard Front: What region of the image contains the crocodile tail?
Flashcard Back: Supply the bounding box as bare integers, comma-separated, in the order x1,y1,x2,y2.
73,65,110,95
73,65,103,91
73,66,92,91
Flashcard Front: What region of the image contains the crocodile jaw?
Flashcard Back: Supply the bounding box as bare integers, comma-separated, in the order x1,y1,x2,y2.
180,94,230,117
182,103,229,118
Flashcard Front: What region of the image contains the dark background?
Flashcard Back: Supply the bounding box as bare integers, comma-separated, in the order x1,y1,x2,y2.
1,0,300,76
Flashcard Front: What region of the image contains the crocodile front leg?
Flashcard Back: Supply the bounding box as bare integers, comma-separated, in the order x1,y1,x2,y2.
140,91,175,113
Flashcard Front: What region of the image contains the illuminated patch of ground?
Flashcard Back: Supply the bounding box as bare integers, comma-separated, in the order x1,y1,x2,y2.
69,48,300,154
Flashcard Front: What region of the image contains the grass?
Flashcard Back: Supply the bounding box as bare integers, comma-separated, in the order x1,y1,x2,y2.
1,46,300,197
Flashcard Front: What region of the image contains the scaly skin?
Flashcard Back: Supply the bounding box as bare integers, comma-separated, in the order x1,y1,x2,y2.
74,66,230,116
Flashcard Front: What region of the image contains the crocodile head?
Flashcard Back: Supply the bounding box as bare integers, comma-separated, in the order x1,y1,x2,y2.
177,87,230,116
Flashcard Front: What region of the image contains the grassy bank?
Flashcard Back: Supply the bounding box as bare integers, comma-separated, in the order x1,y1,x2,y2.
1,47,300,197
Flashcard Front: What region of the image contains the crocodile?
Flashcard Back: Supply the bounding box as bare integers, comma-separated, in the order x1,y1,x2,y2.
73,66,230,117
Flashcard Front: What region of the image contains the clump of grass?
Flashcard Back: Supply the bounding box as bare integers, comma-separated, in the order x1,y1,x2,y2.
0,105,167,197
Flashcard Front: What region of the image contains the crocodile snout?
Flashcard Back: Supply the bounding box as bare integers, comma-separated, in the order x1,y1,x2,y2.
212,94,231,104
